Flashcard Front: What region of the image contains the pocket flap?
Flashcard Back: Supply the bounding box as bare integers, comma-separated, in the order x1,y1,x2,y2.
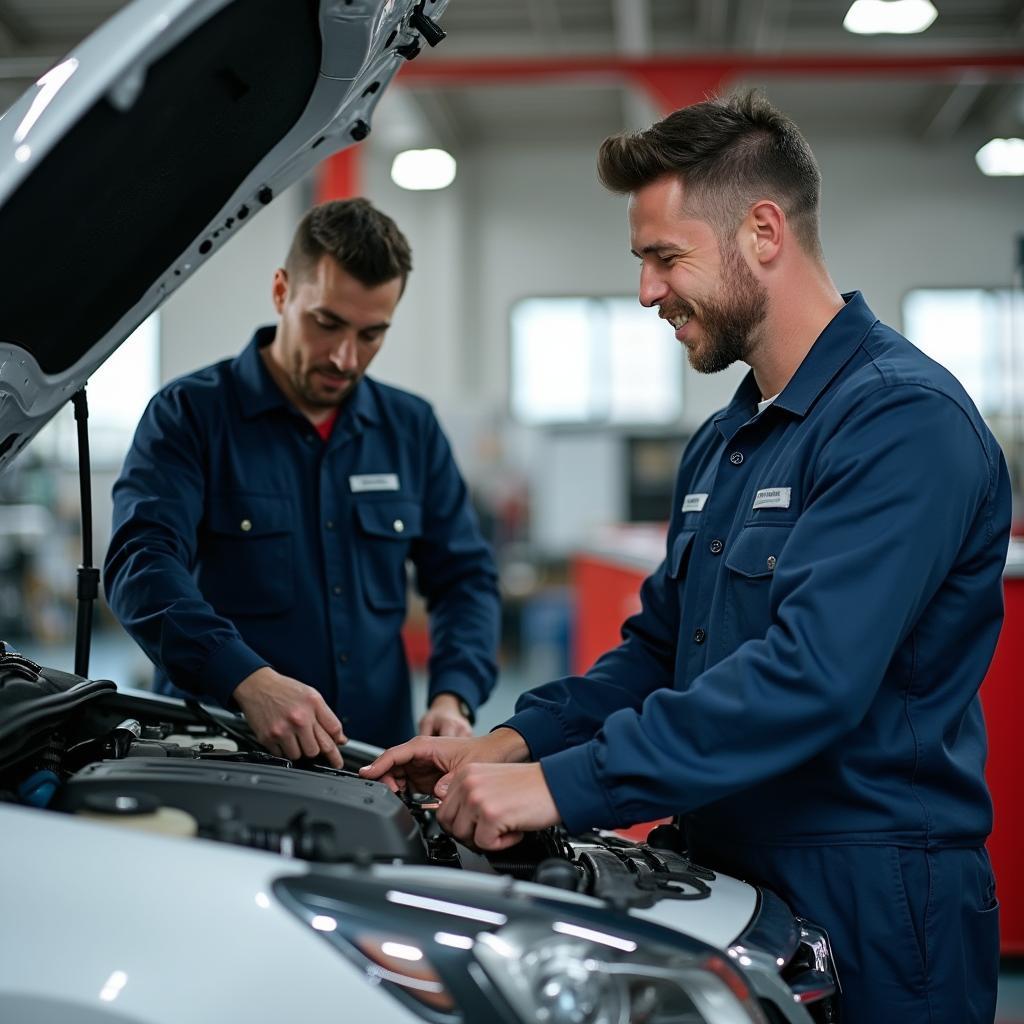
354,500,422,540
207,493,292,536
724,525,792,578
668,530,696,579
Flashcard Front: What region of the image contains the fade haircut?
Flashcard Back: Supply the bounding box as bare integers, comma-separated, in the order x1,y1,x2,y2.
284,197,413,288
598,89,824,260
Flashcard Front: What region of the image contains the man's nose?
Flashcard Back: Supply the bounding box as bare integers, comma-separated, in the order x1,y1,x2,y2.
638,263,668,308
330,335,358,371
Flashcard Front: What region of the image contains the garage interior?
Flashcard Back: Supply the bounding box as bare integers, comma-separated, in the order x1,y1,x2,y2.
0,0,1022,1018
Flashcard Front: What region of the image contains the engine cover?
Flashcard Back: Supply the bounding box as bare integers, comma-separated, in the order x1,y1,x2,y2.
55,758,426,863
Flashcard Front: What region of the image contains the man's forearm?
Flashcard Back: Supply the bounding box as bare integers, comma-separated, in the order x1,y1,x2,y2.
484,727,531,763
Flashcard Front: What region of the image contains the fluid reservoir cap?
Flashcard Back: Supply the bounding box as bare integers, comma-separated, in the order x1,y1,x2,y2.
82,791,159,816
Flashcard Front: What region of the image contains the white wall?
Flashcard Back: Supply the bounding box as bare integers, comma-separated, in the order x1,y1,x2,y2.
811,133,1024,326
158,181,307,384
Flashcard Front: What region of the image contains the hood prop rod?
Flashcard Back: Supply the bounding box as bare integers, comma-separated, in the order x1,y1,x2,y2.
72,388,100,678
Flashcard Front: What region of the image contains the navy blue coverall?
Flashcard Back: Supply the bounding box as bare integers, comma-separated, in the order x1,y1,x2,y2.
505,293,1009,1022
105,328,501,748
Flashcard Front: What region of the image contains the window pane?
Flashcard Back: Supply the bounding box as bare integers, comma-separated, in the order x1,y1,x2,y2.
511,297,682,426
606,299,682,424
34,313,161,469
903,289,1021,416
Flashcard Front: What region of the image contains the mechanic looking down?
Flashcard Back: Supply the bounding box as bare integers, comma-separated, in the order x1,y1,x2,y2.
362,92,1010,1023
105,198,501,758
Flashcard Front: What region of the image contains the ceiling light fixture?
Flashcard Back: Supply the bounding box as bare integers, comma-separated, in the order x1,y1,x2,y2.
843,0,937,35
975,138,1024,177
390,148,457,191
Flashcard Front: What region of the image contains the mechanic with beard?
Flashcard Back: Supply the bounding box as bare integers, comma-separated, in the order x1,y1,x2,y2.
105,198,500,760
362,92,1009,1022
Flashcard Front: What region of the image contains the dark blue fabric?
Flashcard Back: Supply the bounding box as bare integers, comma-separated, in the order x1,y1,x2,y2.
505,292,1007,1015
507,293,1009,841
687,838,999,1024
105,328,500,748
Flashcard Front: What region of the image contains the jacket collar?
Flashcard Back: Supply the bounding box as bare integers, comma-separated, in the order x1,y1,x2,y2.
715,291,878,439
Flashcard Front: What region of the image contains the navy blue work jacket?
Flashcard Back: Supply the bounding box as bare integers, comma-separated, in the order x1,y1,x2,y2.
105,328,500,748
507,293,1011,847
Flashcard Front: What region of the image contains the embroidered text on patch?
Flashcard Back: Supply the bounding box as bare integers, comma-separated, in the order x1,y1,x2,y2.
753,487,791,510
682,493,709,513
349,473,400,493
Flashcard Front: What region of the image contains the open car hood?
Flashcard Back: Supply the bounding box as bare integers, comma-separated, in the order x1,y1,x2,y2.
0,0,447,473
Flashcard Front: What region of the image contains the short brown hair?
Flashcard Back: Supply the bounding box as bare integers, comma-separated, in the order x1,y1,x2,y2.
285,197,413,287
598,89,823,258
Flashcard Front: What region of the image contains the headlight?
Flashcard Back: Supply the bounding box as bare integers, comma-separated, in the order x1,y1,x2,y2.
474,922,764,1024
275,872,768,1024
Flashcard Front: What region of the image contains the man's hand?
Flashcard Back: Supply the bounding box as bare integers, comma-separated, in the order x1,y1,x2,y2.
436,762,560,851
233,666,345,768
359,727,529,796
418,693,473,738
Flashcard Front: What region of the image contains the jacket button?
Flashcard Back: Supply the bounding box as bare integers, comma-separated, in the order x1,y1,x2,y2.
338,653,349,664
729,452,744,466
709,539,724,555
325,520,334,530
766,555,777,570
393,519,405,533
240,519,252,532
693,628,706,644
332,585,342,596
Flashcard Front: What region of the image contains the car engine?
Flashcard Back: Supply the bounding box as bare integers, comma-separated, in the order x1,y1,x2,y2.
0,643,839,1023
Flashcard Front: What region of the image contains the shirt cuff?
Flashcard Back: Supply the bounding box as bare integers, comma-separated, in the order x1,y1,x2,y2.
539,742,619,835
501,707,570,761
193,638,269,706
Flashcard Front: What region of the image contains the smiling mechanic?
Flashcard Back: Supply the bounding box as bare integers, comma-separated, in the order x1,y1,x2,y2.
105,198,500,759
363,92,1010,1022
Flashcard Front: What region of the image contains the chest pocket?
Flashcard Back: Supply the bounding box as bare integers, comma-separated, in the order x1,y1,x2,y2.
200,494,294,616
723,524,793,638
353,500,423,611
667,530,697,581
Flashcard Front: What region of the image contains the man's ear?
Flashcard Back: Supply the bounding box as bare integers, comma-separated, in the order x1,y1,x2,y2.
745,200,785,266
271,267,289,314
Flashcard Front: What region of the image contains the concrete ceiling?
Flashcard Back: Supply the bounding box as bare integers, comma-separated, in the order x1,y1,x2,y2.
1,0,1022,147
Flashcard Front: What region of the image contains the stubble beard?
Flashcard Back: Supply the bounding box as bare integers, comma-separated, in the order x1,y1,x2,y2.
682,244,769,375
291,354,357,409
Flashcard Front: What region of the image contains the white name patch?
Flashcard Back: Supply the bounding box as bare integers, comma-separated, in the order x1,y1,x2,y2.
349,473,400,493
682,493,709,513
753,487,791,510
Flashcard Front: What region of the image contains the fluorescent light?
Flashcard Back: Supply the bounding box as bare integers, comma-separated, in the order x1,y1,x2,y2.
390,148,457,191
843,0,937,34
311,915,338,932
975,138,1024,177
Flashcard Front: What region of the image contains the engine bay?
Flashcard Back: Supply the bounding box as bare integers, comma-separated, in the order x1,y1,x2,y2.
0,648,717,909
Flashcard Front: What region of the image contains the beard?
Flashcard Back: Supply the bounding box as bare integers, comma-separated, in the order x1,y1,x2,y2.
290,357,358,409
664,243,769,375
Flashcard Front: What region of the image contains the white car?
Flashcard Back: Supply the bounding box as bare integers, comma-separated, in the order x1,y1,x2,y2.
0,3,839,1022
